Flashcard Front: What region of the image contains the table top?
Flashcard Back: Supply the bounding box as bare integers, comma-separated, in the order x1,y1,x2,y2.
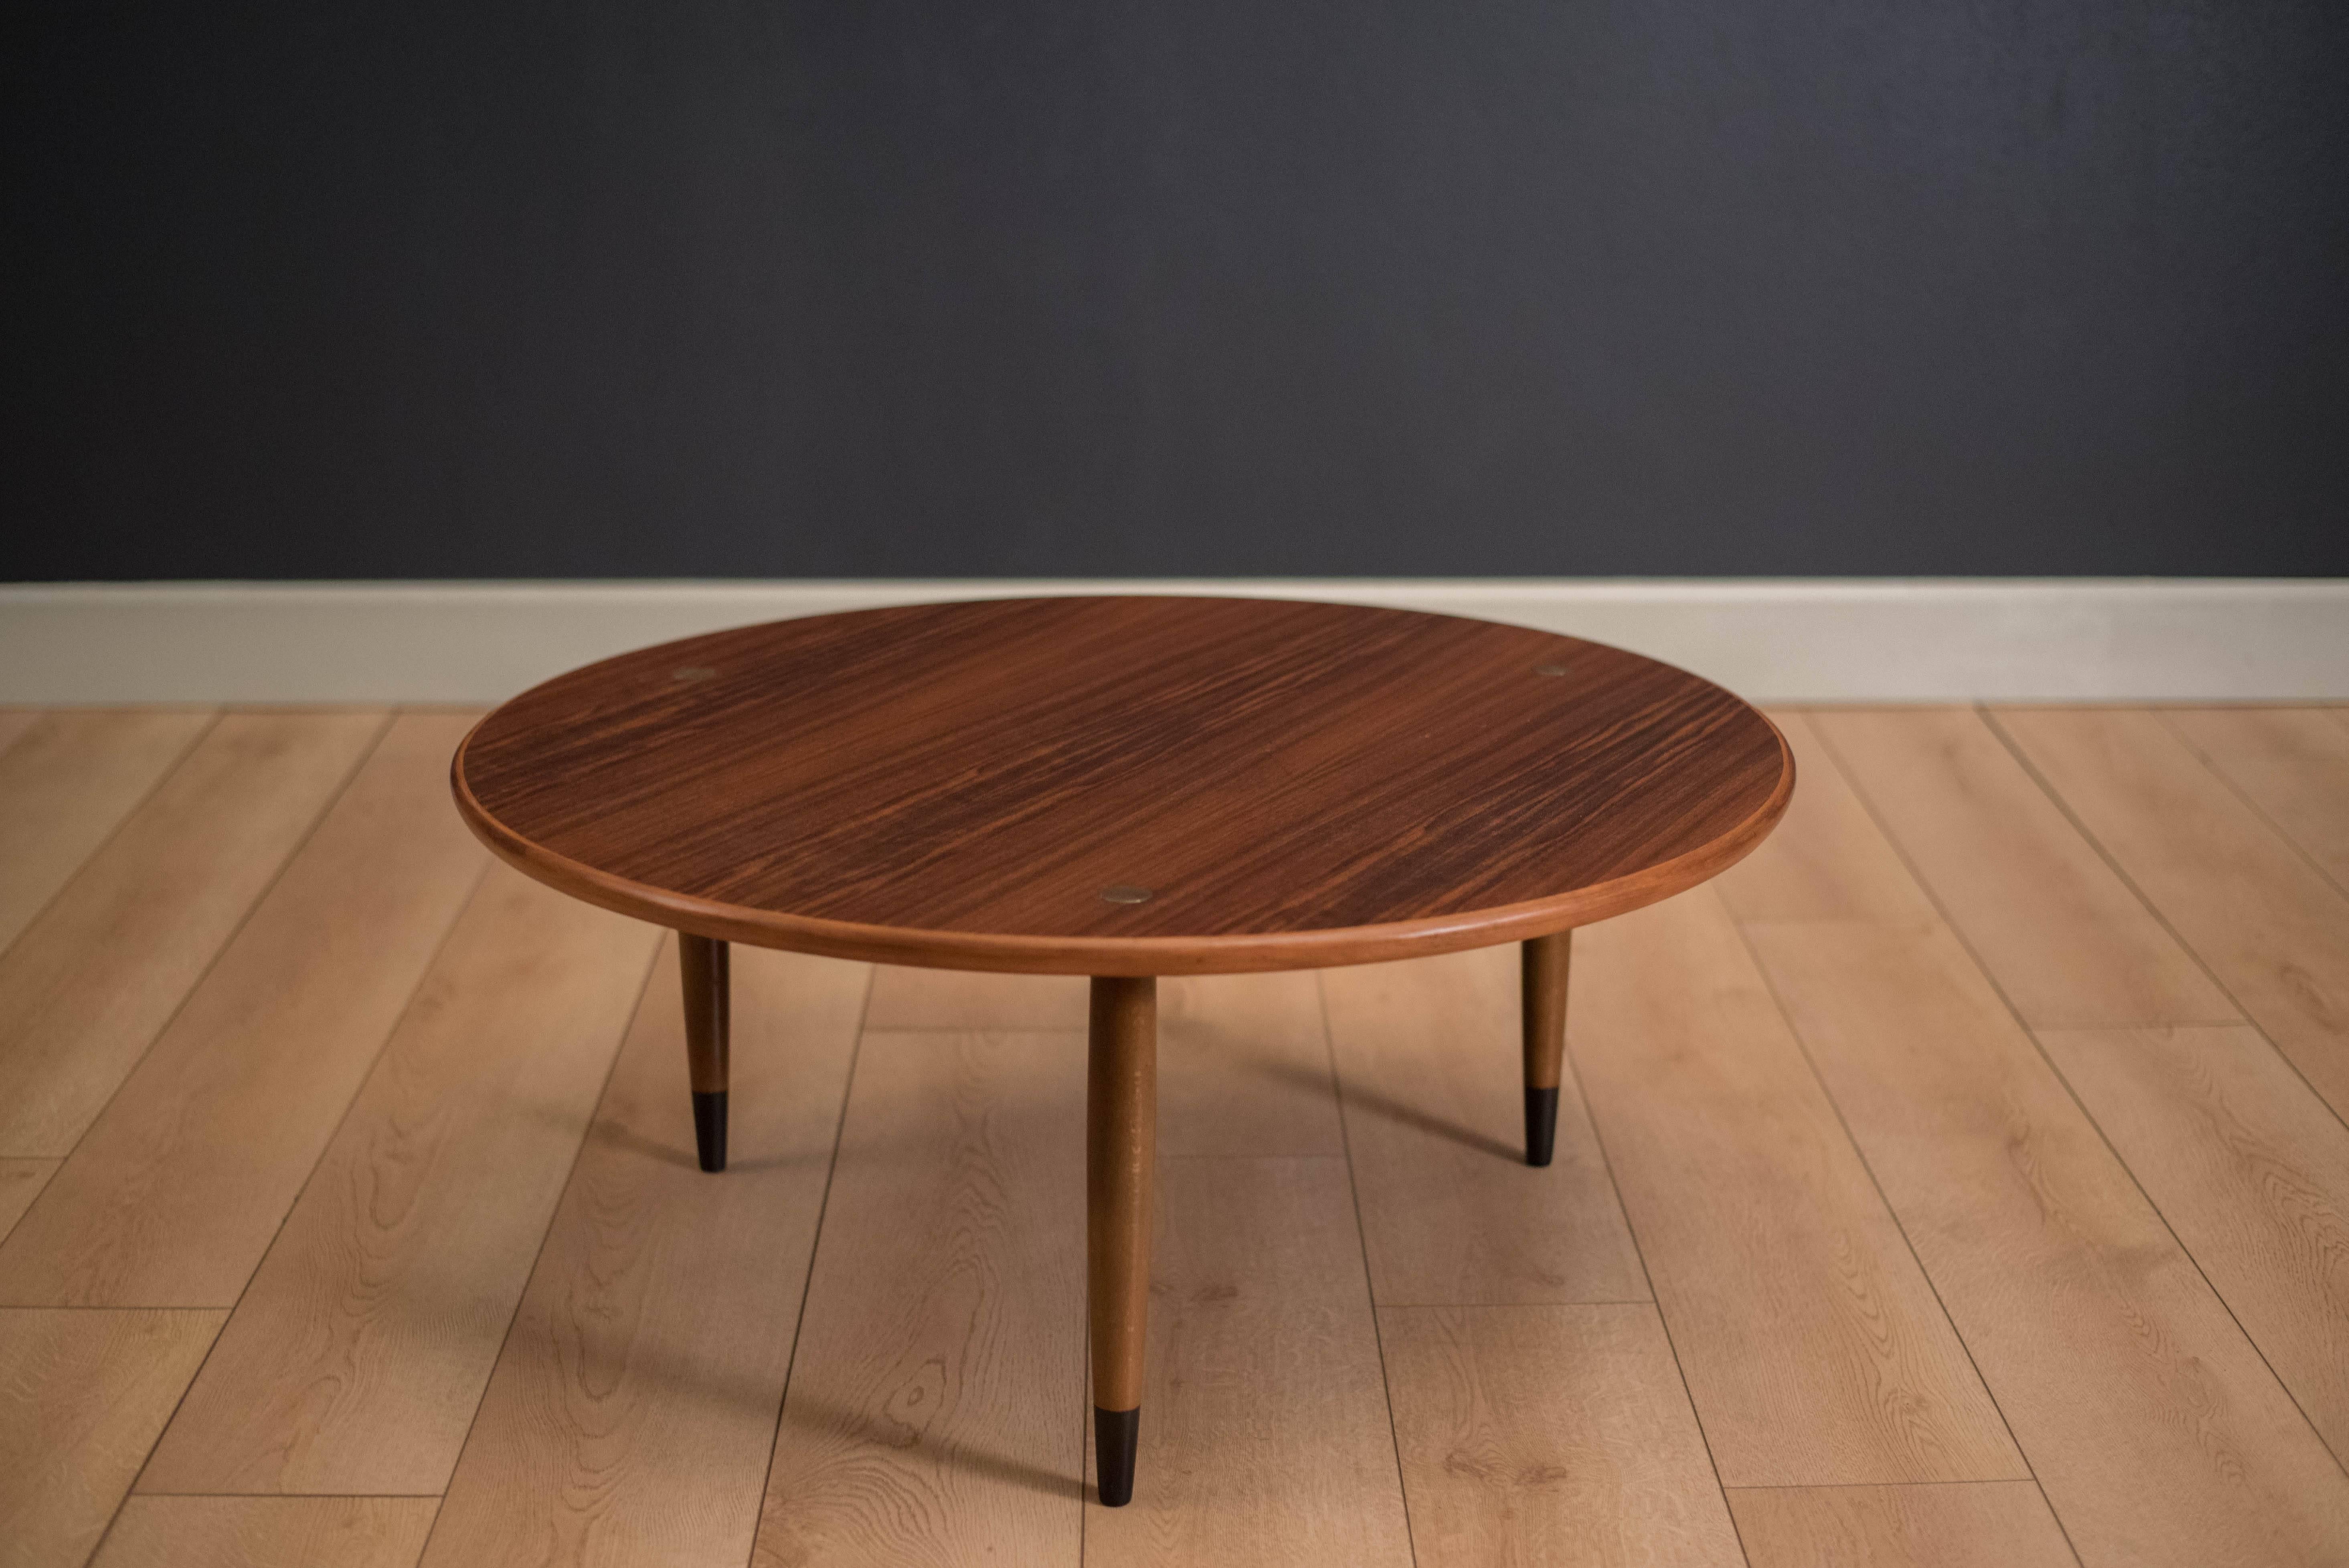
452,596,1792,974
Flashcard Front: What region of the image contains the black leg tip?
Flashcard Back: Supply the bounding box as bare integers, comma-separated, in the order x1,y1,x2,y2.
1095,1406,1140,1507
1525,1084,1560,1167
692,1090,728,1173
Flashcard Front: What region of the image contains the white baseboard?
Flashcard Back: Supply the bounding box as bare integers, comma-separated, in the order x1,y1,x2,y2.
1,579,2343,704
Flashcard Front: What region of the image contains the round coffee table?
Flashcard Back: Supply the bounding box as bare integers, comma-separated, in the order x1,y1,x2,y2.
451,594,1792,1506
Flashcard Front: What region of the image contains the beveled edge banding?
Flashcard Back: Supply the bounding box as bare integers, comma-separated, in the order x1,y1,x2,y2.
450,713,1793,976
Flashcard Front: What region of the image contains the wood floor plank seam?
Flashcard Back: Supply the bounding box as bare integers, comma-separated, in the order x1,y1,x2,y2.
1532,967,1644,1285
1799,707,2237,1030
1325,948,1651,1310
1078,1153,1414,1562
418,940,870,1564
1713,897,2045,1503
404,934,668,1567
91,1495,452,1568
737,963,877,1568
1797,713,2349,1492
16,712,395,1184
1575,885,2033,1487
0,1301,221,1312
0,714,486,1314
241,844,500,1208
0,710,221,973
250,856,500,1217
1803,714,2349,1477
126,882,672,1493
1542,976,1754,1564
0,1304,232,1568
1077,1315,1087,1568
2154,710,2349,904
1737,731,2349,1559
74,1307,234,1568
1722,1477,2076,1494
832,1020,1045,1032
0,1160,60,1249
1725,1479,2084,1568
113,1491,448,1499
119,857,500,1320
1730,719,2101,1537
2015,1018,2349,1481
1315,973,1426,1568
1604,1294,1748,1568
1974,705,2349,1144
757,1026,1093,1565
2163,708,2349,908
107,848,496,1535
1380,1303,1750,1567
9,730,507,1305
1530,979,1655,1311
1369,1298,1653,1309
1162,1150,1350,1162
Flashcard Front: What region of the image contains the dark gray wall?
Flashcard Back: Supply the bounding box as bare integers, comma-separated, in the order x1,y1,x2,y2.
6,1,2346,581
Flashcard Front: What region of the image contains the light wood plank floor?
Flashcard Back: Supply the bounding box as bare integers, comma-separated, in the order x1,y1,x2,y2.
2,704,2345,1568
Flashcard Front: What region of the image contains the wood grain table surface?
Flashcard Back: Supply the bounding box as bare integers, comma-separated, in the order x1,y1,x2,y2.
452,595,1793,975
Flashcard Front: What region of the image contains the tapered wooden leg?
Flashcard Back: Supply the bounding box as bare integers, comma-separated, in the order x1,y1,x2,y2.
680,933,730,1172
1087,974,1156,1507
1522,930,1571,1167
